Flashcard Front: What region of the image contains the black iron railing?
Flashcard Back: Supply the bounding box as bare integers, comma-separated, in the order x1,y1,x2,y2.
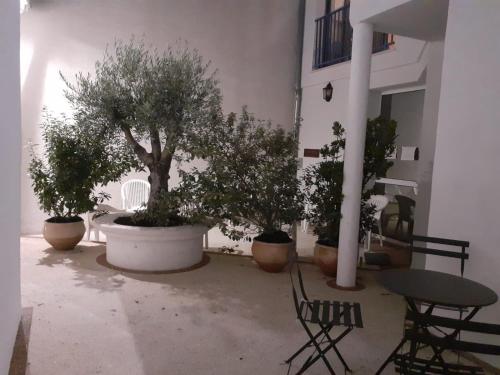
313,4,393,69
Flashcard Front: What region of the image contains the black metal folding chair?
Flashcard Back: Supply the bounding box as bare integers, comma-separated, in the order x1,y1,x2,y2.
285,263,363,374
410,235,470,277
410,235,471,315
394,310,500,374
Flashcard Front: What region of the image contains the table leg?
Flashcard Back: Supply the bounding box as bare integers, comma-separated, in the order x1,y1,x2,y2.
376,298,434,374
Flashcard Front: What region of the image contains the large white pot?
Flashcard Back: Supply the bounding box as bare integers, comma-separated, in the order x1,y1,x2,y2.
95,213,207,272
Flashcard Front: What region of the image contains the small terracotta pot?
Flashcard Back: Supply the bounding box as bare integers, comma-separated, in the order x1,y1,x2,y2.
251,239,294,273
314,242,338,276
43,218,86,251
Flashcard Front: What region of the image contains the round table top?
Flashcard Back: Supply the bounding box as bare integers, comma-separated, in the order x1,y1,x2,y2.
378,269,498,308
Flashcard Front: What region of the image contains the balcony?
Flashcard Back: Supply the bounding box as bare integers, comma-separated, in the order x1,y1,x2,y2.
313,4,393,70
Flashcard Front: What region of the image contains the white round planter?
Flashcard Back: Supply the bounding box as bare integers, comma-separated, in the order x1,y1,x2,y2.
95,213,207,272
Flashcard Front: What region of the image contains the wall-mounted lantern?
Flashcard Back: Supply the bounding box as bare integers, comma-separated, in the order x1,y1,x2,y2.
323,82,333,102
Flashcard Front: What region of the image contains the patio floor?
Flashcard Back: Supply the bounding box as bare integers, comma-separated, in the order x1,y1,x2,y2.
17,236,473,374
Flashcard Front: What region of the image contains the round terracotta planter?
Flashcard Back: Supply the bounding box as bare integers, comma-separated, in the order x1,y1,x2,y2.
314,242,338,277
251,239,294,273
43,218,86,251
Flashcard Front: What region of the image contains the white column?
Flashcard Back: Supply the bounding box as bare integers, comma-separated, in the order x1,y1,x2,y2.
336,22,373,288
0,0,21,373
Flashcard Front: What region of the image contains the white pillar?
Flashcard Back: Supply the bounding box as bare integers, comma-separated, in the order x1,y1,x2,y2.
336,22,373,288
0,0,21,373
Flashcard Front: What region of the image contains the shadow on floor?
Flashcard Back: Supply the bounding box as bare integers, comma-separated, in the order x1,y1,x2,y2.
9,307,33,375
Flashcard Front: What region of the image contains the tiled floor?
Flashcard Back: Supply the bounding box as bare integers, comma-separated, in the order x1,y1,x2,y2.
19,237,488,375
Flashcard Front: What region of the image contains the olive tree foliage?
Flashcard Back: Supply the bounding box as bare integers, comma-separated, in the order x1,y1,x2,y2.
29,110,135,219
61,40,223,209
183,109,304,242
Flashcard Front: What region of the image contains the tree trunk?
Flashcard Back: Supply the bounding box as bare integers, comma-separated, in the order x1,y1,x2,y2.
147,163,170,209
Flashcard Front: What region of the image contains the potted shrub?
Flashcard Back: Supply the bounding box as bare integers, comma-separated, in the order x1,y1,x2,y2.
189,109,304,272
61,40,223,271
304,118,396,276
28,112,131,250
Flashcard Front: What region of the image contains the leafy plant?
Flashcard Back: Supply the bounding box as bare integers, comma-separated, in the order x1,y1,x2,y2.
186,108,304,243
304,117,397,247
29,111,133,220
61,39,223,224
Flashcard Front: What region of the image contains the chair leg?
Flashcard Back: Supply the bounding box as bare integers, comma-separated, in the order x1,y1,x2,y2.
378,220,383,247
285,323,334,364
367,231,371,252
375,338,407,375
395,219,401,234
295,322,336,375
87,213,91,241
319,324,353,372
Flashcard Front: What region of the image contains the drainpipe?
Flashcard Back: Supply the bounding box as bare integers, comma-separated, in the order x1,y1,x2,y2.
294,0,305,137
292,0,305,258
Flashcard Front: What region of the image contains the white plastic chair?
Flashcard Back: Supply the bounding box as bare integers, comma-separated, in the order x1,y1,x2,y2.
121,179,150,212
366,194,389,251
87,204,125,241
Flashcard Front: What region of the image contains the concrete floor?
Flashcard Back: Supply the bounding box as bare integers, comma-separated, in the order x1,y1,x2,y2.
19,237,425,374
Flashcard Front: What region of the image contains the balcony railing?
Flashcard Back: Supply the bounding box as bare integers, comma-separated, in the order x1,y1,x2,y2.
313,4,393,70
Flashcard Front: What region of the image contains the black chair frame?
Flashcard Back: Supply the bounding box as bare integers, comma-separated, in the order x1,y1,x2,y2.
394,309,500,374
376,297,483,374
286,263,363,374
410,235,470,277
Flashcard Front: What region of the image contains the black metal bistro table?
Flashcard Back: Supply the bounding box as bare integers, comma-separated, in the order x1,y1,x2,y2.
376,269,498,374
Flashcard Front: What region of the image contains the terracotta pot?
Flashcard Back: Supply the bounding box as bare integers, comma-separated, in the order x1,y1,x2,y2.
251,239,293,273
43,218,86,251
314,242,338,276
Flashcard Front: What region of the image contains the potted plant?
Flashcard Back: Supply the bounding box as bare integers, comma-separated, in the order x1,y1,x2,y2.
304,118,396,276
61,39,223,271
28,112,130,250
189,109,304,272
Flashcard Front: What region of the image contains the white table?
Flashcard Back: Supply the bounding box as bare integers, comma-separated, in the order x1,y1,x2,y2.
375,178,418,195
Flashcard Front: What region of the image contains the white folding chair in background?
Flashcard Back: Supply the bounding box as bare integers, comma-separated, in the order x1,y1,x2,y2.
87,204,125,241
121,179,150,212
366,194,389,251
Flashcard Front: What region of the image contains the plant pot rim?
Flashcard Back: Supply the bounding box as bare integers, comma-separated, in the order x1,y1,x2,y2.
45,216,84,223
95,212,207,238
253,239,294,247
315,240,338,248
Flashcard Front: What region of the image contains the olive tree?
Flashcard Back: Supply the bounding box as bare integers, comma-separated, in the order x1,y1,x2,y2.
62,40,223,209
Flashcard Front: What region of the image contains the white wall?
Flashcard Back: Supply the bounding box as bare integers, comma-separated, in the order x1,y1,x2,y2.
385,89,424,182
20,0,301,243
297,0,434,255
427,0,500,366
299,0,431,164
0,0,22,373
413,40,445,240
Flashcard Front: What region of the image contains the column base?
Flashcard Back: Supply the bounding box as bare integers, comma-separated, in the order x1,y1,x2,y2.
326,278,366,291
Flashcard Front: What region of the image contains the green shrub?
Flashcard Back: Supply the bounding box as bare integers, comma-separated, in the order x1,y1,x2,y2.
186,108,304,242
29,110,136,219
304,117,397,246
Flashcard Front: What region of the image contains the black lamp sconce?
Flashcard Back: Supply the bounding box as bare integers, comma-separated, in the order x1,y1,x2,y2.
323,82,333,102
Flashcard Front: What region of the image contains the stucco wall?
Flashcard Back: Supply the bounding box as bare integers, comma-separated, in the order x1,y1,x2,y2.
298,1,434,255
299,0,430,162
427,0,500,366
0,0,22,373
20,0,301,242
385,89,424,182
